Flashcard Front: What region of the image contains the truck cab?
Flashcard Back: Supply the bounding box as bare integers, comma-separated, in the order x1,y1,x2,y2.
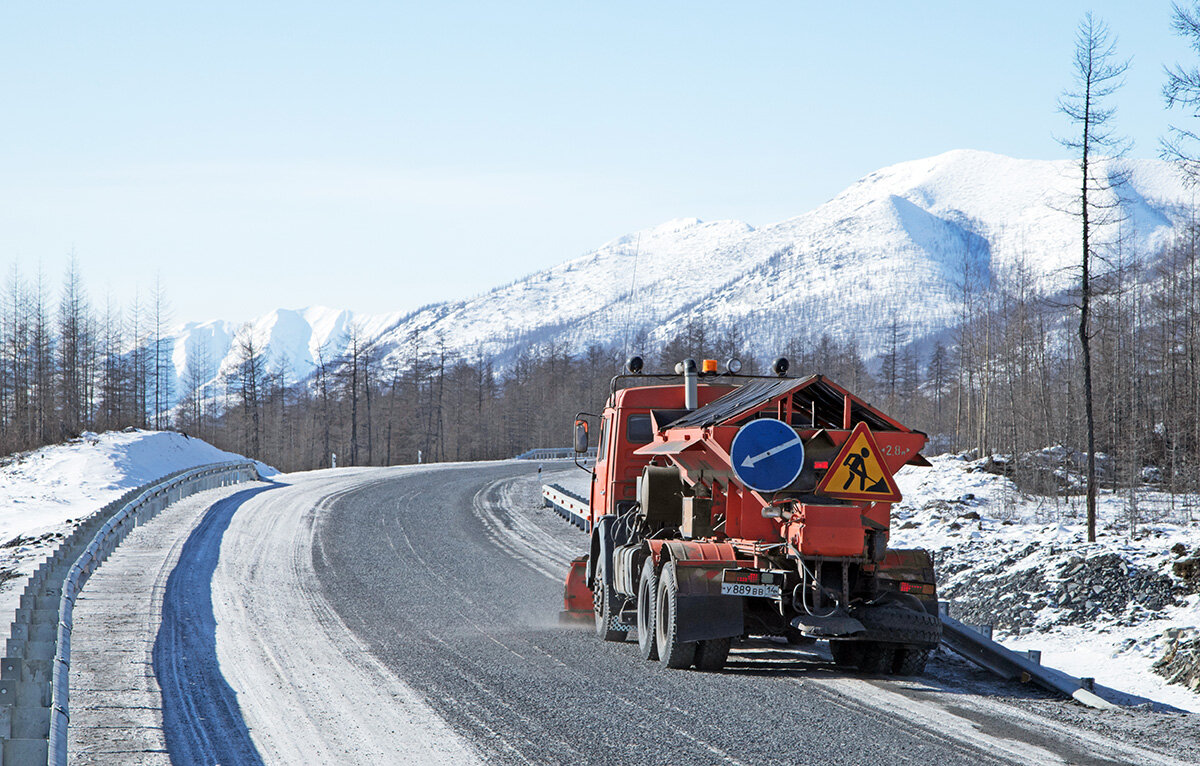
589,383,731,523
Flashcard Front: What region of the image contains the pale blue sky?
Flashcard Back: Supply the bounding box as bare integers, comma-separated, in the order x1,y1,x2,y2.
0,2,1192,322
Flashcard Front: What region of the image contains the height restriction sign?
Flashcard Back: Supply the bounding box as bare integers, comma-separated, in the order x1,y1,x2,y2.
815,422,902,502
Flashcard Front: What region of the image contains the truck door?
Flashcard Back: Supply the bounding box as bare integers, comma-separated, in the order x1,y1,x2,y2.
590,415,611,519
610,412,653,512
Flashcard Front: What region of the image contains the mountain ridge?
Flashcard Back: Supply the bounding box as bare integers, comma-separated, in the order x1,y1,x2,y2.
168,149,1194,404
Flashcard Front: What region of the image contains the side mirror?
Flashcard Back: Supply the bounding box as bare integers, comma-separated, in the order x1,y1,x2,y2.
574,419,590,454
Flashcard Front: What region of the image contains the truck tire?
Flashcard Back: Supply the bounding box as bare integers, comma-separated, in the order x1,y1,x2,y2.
636,558,659,660
593,559,628,642
694,637,731,671
894,646,930,676
655,561,696,669
857,641,895,674
858,605,941,647
829,640,860,667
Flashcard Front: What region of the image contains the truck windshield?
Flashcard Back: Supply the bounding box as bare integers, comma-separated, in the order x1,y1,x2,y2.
627,414,653,444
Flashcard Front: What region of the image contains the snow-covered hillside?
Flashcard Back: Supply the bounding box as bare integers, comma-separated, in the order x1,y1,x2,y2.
0,430,270,618
891,454,1200,713
169,150,1193,403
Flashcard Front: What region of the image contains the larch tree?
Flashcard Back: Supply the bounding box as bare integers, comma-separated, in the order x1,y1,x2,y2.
150,275,173,430
1163,1,1200,183
231,323,265,457
57,256,94,437
1058,12,1130,542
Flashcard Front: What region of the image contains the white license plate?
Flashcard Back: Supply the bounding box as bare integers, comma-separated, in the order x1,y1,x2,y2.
721,582,780,598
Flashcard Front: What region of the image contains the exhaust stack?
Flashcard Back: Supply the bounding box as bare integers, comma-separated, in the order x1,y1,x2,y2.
680,358,698,409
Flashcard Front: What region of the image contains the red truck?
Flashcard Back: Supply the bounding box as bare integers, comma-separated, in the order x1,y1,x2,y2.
562,356,940,673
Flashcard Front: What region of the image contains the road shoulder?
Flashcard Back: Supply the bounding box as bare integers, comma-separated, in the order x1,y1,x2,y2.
67,483,250,765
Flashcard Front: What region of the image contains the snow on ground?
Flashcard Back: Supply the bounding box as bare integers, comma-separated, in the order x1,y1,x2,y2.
0,428,270,621
892,453,1200,713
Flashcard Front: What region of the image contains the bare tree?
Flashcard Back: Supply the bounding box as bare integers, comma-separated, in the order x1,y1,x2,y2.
1164,2,1200,183
313,341,334,467
150,275,173,429
57,255,94,437
127,289,149,428
341,322,367,465
31,267,55,445
230,324,264,457
1058,11,1130,542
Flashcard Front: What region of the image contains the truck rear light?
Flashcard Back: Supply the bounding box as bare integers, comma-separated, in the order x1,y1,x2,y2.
725,571,760,585
813,461,829,470
899,582,934,595
722,569,783,586
720,571,758,588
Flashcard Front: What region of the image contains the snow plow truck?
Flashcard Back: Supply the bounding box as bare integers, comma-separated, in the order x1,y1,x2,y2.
562,356,941,674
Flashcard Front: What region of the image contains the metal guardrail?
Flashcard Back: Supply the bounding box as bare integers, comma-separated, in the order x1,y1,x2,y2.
938,606,1118,710
516,448,596,461
0,460,259,766
542,483,590,531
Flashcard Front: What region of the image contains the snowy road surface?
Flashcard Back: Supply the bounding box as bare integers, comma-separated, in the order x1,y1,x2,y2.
69,461,1199,765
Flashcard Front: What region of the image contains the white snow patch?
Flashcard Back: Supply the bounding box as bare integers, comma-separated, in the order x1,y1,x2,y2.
0,429,271,621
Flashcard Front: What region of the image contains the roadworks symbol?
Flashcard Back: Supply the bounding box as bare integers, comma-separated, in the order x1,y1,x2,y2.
815,422,902,502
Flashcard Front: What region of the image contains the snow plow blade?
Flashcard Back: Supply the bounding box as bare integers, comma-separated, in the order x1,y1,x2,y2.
559,555,592,624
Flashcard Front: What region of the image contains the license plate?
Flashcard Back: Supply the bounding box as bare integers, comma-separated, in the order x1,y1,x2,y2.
721,582,780,598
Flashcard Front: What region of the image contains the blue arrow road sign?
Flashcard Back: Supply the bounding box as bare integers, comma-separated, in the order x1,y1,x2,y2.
730,418,805,493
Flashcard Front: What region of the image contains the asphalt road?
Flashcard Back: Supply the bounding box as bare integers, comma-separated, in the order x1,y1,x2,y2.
309,462,1193,766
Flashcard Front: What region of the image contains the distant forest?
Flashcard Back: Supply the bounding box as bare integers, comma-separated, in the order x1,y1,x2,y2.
2,225,1200,502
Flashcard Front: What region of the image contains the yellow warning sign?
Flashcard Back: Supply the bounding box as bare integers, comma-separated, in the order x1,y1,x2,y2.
814,423,902,502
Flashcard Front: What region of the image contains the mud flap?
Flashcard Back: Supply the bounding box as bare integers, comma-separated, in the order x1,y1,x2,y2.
677,595,743,643
560,555,592,623
672,564,744,643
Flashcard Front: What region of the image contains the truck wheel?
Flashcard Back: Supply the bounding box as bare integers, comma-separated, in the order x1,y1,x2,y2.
593,559,628,642
694,637,731,671
655,561,696,669
636,558,659,660
857,642,896,674
829,640,860,667
894,646,930,676
858,605,941,647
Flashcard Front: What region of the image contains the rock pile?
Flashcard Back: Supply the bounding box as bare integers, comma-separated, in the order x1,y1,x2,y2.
975,446,1115,495
1171,543,1200,594
936,545,1179,634
1155,629,1200,691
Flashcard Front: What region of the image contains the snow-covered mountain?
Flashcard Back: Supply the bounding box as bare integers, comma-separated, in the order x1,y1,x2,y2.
169,149,1194,400
171,306,408,391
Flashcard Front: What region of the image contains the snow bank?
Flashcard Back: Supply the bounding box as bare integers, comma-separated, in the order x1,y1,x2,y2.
0,429,271,621
0,429,271,544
